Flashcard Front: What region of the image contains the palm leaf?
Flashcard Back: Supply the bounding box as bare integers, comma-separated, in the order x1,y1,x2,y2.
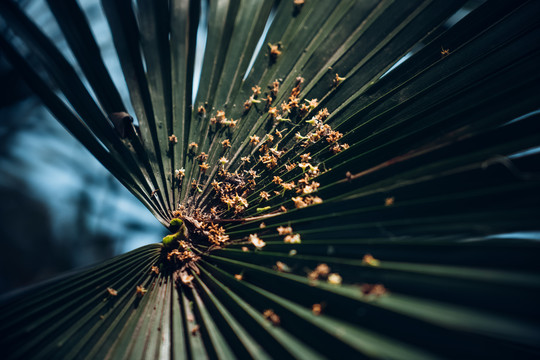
1,0,540,358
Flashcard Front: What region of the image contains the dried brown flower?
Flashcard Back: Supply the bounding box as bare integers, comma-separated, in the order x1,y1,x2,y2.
277,226,293,235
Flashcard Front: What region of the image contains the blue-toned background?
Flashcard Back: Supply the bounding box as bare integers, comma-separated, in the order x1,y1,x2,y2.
0,0,170,293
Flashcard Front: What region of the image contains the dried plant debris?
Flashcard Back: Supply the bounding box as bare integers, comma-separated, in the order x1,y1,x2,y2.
307,264,343,285
199,163,209,173
158,73,336,291
245,76,331,208
249,234,266,249
180,271,194,285
160,218,216,277
268,43,282,62
362,254,380,267
213,171,253,215
284,234,301,244
244,86,263,112
360,284,388,298
209,109,238,127
332,73,346,87
277,226,293,235
274,261,292,273
263,309,281,326
175,168,185,180
312,303,323,316
107,287,118,296
308,263,330,280
136,286,147,297
327,273,342,285
299,108,349,152
441,46,450,57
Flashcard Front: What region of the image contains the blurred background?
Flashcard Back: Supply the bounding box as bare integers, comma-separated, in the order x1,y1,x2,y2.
5,0,532,295
0,0,168,294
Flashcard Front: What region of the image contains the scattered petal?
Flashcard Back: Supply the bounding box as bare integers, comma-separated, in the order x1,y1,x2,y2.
312,303,322,316
362,254,380,267
274,261,291,272
360,284,388,297
107,287,118,296
263,309,280,326
268,43,282,61
181,272,194,285
277,226,293,235
284,234,301,244
136,285,147,296
327,273,342,285
249,234,266,249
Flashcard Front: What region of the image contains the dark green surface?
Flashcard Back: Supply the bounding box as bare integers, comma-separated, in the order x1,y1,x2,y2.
1,0,539,358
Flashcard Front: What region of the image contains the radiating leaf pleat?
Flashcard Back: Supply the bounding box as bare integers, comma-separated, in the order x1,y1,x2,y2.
101,0,171,216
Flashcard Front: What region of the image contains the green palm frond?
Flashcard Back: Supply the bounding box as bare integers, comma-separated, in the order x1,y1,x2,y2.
1,0,540,358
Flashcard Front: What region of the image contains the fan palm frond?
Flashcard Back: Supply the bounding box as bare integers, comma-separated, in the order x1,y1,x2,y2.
1,0,540,358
